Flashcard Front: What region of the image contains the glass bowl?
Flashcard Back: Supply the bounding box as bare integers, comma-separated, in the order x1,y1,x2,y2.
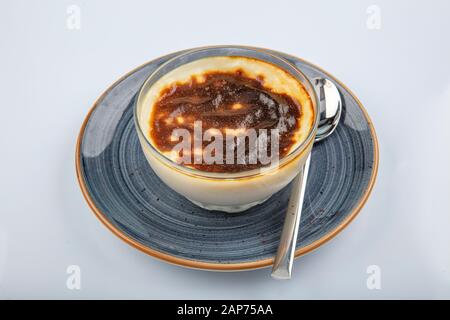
134,46,319,212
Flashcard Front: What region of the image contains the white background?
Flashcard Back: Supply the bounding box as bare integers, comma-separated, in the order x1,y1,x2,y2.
0,0,449,299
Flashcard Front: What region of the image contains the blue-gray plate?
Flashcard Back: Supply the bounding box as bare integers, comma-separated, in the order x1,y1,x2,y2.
76,48,379,271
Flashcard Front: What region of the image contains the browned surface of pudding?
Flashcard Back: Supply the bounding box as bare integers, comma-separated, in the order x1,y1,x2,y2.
150,70,304,173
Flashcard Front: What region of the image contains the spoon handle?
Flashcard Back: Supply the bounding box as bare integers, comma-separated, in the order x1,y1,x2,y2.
271,154,311,279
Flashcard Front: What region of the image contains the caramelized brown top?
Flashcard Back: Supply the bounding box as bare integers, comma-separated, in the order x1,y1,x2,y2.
149,70,303,173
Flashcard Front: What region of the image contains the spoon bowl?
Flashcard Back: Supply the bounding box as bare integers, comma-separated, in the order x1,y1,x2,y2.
314,78,342,142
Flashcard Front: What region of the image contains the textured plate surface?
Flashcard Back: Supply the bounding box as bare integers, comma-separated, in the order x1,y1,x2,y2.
76,48,378,271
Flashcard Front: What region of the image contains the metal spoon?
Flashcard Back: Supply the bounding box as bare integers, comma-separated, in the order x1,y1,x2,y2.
271,78,342,279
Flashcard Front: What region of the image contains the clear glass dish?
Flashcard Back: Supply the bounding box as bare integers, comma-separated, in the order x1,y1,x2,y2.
134,46,319,212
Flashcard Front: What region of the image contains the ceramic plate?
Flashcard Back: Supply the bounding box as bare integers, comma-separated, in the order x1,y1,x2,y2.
76,47,378,271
